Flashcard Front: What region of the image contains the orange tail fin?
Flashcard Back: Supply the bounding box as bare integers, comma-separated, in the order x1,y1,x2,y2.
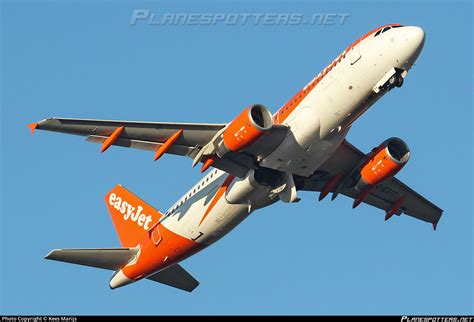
105,185,163,247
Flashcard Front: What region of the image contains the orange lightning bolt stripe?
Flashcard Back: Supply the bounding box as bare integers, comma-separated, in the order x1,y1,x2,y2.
199,175,235,226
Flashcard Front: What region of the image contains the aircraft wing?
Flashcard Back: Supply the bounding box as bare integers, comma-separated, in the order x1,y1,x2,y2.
295,140,443,229
31,118,287,178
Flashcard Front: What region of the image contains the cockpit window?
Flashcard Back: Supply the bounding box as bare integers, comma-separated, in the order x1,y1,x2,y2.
374,24,404,37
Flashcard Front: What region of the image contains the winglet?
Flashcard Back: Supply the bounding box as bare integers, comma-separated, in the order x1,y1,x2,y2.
432,221,438,231
101,126,124,153
27,122,38,135
44,249,57,259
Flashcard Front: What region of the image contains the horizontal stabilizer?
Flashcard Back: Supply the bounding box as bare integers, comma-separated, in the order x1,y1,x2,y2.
45,248,137,271
147,264,199,292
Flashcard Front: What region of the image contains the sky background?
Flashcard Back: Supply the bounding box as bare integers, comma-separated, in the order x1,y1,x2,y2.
1,0,472,315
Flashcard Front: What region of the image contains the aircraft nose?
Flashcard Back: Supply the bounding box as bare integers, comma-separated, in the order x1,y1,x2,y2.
406,26,425,50
397,26,425,69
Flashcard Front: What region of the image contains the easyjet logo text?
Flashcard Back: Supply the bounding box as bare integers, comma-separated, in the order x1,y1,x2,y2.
108,193,153,230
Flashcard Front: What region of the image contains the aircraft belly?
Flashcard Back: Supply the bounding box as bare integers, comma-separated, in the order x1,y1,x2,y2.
199,199,250,245
260,42,401,178
160,184,252,245
261,75,357,176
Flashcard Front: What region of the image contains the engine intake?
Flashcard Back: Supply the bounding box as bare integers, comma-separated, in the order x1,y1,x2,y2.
217,104,273,157
355,138,410,191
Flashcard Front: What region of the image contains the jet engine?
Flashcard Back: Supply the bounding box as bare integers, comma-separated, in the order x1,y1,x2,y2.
225,167,283,206
354,137,410,191
216,104,273,157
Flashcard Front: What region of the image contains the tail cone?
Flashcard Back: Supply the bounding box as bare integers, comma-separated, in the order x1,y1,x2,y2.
109,270,134,289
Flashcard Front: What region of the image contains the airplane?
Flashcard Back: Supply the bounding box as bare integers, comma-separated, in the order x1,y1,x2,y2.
29,24,442,292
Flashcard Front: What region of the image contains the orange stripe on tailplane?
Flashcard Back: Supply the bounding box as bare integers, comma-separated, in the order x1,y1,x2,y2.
199,175,235,226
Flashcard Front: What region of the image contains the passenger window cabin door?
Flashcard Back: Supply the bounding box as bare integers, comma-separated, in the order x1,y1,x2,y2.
350,45,361,65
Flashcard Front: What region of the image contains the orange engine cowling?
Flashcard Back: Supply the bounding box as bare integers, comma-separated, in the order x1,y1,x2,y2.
217,104,273,156
355,138,410,191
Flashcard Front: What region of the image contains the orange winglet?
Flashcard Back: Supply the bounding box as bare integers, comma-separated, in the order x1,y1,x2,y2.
27,123,38,135
352,187,373,209
319,173,343,201
153,129,183,161
101,126,125,153
200,156,216,173
385,196,406,221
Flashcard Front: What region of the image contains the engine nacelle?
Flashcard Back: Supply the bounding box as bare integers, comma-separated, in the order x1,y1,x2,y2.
225,169,261,205
354,138,410,191
216,104,273,157
225,167,282,205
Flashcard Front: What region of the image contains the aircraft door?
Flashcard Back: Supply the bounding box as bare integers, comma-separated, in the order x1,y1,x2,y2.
350,45,361,65
151,225,162,246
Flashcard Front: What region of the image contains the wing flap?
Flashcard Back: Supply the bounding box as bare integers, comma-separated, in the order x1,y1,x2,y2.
86,135,197,156
297,139,443,226
371,178,442,223
147,264,199,292
45,248,137,271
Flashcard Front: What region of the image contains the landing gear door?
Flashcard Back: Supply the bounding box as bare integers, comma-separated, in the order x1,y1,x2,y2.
350,45,361,65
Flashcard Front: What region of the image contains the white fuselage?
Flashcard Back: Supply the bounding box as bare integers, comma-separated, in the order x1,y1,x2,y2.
161,25,425,247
